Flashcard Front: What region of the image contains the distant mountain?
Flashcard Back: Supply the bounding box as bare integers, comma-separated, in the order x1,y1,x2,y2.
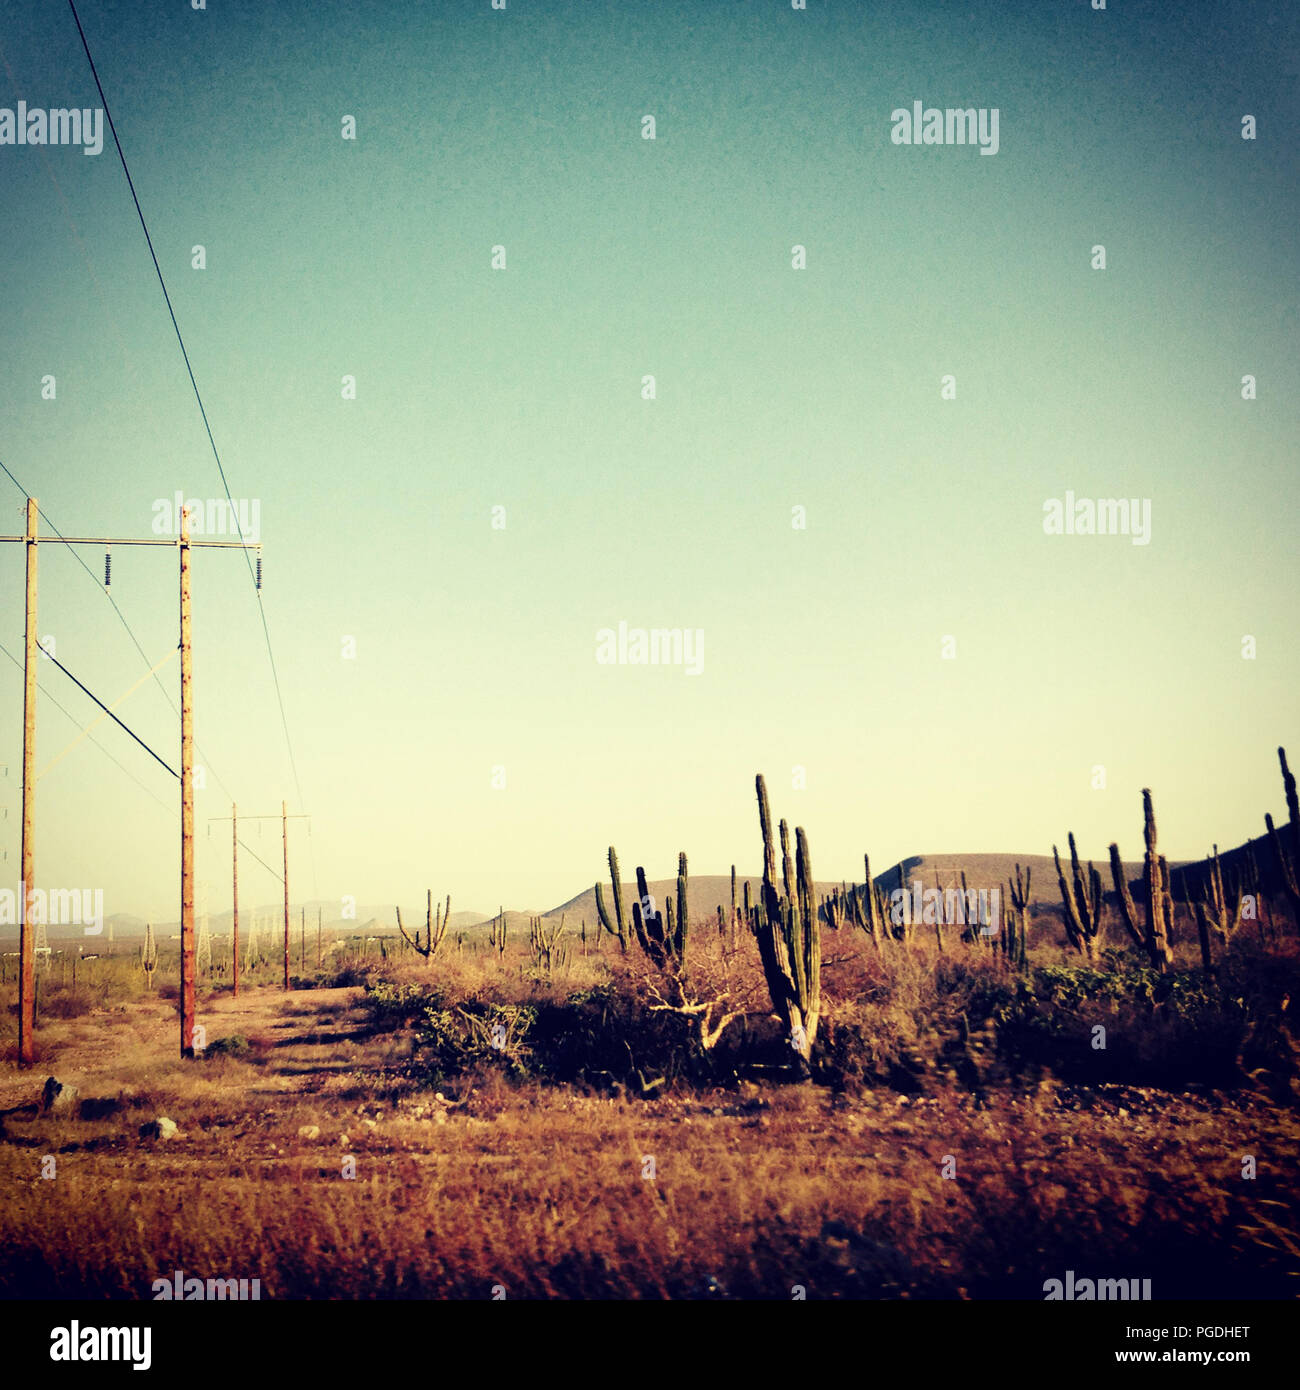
472,857,1149,930
4,824,1289,948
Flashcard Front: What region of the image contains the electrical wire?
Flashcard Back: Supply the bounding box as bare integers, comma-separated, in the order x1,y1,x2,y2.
66,0,310,833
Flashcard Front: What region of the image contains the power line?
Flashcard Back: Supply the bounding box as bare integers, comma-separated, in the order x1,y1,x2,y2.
42,646,180,779
66,0,310,834
0,637,174,817
0,456,238,807
0,638,285,887
0,465,299,897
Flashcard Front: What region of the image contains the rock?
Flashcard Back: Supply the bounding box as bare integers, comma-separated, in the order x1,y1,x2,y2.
360,1118,377,1130
41,1077,78,1113
139,1117,179,1141
297,1125,321,1140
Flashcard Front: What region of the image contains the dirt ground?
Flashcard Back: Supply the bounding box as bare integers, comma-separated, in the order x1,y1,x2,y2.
1,982,1297,1300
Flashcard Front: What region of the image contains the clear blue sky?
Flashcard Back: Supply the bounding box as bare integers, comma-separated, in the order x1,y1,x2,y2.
1,0,1297,921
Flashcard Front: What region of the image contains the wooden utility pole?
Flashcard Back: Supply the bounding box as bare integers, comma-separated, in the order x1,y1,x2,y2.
215,806,312,989
18,499,37,1065
1,496,260,1062
282,800,290,987
210,804,307,993
179,508,196,1055
230,803,240,997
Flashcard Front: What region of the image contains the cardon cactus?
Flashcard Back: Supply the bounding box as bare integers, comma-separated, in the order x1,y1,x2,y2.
1006,863,1031,967
141,921,158,990
529,913,566,972
753,774,821,1066
631,858,688,973
1266,746,1300,924
490,907,508,956
1053,833,1104,960
1108,789,1174,973
595,846,630,952
677,852,689,961
397,889,451,963
1193,842,1240,973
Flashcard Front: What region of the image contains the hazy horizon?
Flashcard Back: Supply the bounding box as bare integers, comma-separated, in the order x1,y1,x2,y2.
1,0,1297,923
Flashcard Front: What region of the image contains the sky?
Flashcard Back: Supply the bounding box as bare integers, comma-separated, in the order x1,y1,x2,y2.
0,0,1297,923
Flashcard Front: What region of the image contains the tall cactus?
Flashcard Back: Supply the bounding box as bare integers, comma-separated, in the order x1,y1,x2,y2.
1053,833,1104,960
397,889,451,963
630,859,688,973
862,854,888,949
1108,844,1147,954
895,863,911,942
780,820,795,903
141,921,158,991
1007,863,1031,966
1144,791,1176,968
1109,789,1174,972
1265,746,1300,926
677,852,689,963
490,906,508,956
822,887,845,931
753,774,821,1065
529,913,566,972
730,865,739,948
595,846,630,952
1193,844,1240,961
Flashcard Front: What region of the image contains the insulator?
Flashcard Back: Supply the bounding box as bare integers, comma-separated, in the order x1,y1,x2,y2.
255,553,263,590
104,549,111,590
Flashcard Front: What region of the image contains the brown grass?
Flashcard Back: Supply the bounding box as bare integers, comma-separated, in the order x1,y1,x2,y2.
1,928,1298,1299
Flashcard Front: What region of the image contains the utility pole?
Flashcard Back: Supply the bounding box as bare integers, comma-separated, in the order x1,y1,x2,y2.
1,497,260,1062
231,804,239,996
316,906,322,970
209,804,308,991
18,499,37,1065
179,505,194,1051
282,801,290,987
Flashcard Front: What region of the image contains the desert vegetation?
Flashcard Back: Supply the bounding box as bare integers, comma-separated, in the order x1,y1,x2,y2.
0,753,1298,1299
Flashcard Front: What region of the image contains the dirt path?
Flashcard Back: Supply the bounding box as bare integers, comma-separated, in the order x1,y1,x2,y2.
0,985,369,1111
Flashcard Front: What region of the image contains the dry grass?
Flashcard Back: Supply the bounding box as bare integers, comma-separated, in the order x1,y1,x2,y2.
1,928,1298,1299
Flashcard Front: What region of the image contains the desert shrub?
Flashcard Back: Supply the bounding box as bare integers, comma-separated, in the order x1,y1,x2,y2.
362,980,442,1028
989,946,1300,1086
203,1035,251,1059
530,984,703,1089
322,955,383,989
38,988,98,1020
416,1000,537,1082
400,982,752,1092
